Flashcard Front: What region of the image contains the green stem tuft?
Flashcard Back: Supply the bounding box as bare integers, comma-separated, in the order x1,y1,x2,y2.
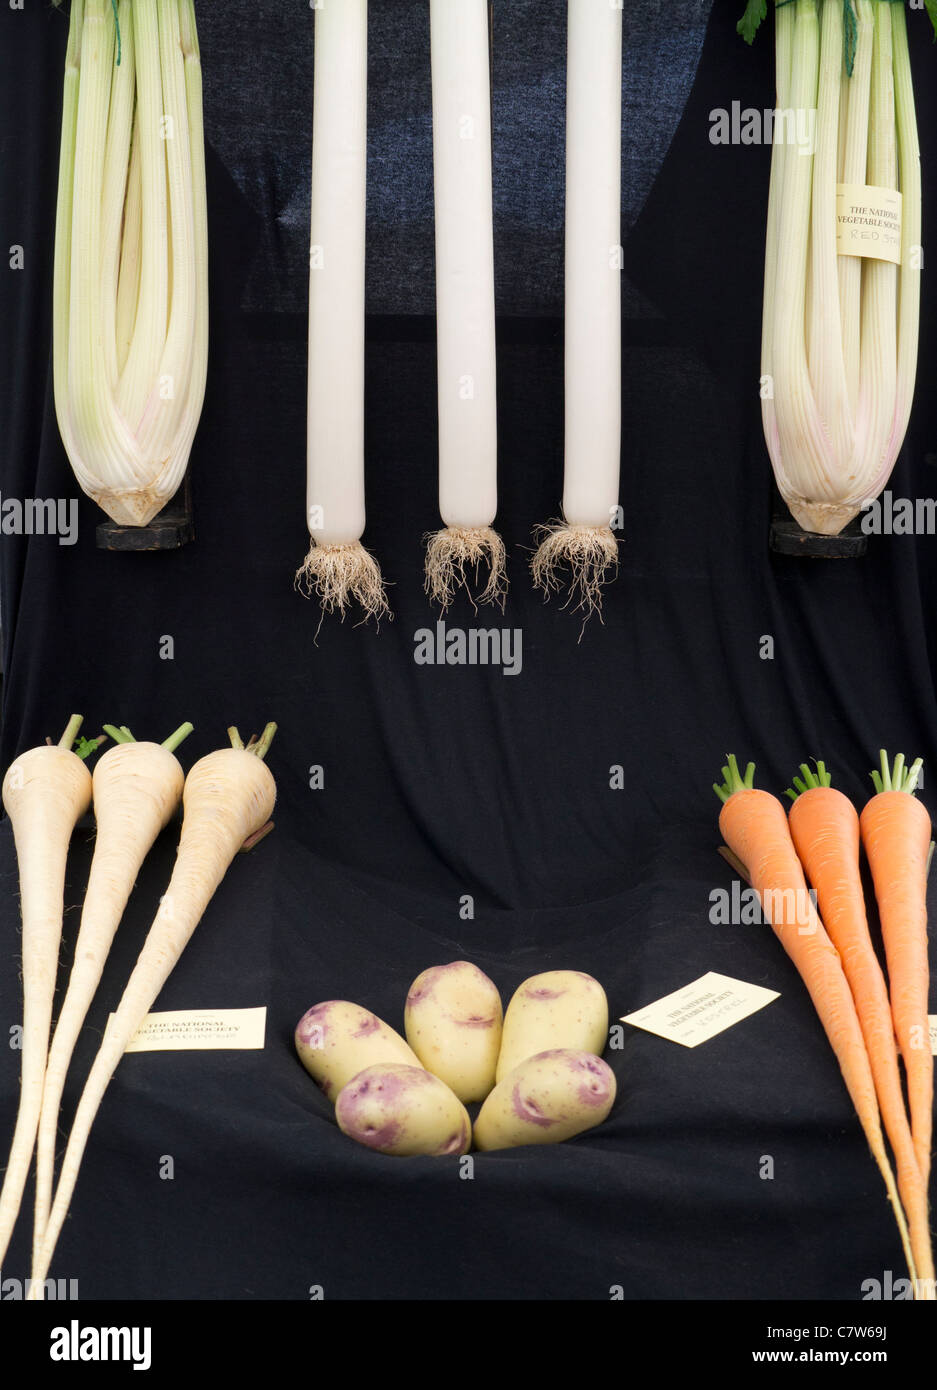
162,722,194,753
251,722,277,762
227,723,276,759
870,749,923,795
785,757,832,801
102,724,135,744
713,753,756,804
74,734,107,761
58,714,84,751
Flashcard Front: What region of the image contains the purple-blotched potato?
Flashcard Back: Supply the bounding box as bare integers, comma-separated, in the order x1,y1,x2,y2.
404,961,503,1102
495,970,609,1082
335,1064,472,1157
295,1001,420,1103
473,1049,616,1152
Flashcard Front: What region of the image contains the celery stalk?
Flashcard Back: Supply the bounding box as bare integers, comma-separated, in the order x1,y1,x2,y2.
52,0,208,526
745,0,923,536
853,2,897,504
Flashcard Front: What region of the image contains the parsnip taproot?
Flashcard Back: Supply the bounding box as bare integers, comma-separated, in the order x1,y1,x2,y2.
29,724,276,1294
32,722,193,1257
0,716,99,1267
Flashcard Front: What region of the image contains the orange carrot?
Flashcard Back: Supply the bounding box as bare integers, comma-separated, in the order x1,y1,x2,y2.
715,756,920,1293
786,760,933,1289
861,751,933,1195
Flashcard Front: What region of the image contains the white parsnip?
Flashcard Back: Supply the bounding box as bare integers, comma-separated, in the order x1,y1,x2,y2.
29,726,276,1295
0,717,96,1267
32,724,192,1258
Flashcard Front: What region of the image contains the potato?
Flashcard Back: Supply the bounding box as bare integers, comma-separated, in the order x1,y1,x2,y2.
473,1049,616,1152
404,961,503,1102
335,1064,472,1156
495,970,609,1081
295,1000,421,1102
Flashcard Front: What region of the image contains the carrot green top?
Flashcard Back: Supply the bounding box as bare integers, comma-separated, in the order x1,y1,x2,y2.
785,760,832,802
713,754,756,805
870,749,923,796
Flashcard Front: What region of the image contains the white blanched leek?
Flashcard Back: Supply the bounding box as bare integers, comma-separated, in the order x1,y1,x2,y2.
531,0,623,616
424,0,505,612
53,0,208,527
295,0,390,623
742,0,923,535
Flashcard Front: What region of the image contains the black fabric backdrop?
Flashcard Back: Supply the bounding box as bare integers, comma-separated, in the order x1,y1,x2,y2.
1,0,936,1302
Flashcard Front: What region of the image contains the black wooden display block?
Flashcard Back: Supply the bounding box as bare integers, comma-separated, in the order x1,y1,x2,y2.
769,517,868,558
95,475,194,551
769,481,868,558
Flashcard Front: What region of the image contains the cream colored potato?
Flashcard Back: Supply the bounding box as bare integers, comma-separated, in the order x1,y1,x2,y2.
495,970,608,1081
473,1049,616,1152
404,961,503,1102
295,1001,420,1103
335,1064,472,1157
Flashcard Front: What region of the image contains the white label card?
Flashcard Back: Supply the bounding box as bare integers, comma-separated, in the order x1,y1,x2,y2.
622,971,780,1049
113,1007,267,1053
836,182,902,264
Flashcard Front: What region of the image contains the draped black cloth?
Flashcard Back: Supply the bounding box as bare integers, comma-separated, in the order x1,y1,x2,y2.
1,0,935,1300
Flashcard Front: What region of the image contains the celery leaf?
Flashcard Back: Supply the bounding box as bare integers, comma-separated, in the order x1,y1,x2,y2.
737,0,768,45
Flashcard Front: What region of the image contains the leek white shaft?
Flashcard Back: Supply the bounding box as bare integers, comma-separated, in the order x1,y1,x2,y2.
529,0,622,616
307,0,368,547
430,0,497,530
563,0,622,527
